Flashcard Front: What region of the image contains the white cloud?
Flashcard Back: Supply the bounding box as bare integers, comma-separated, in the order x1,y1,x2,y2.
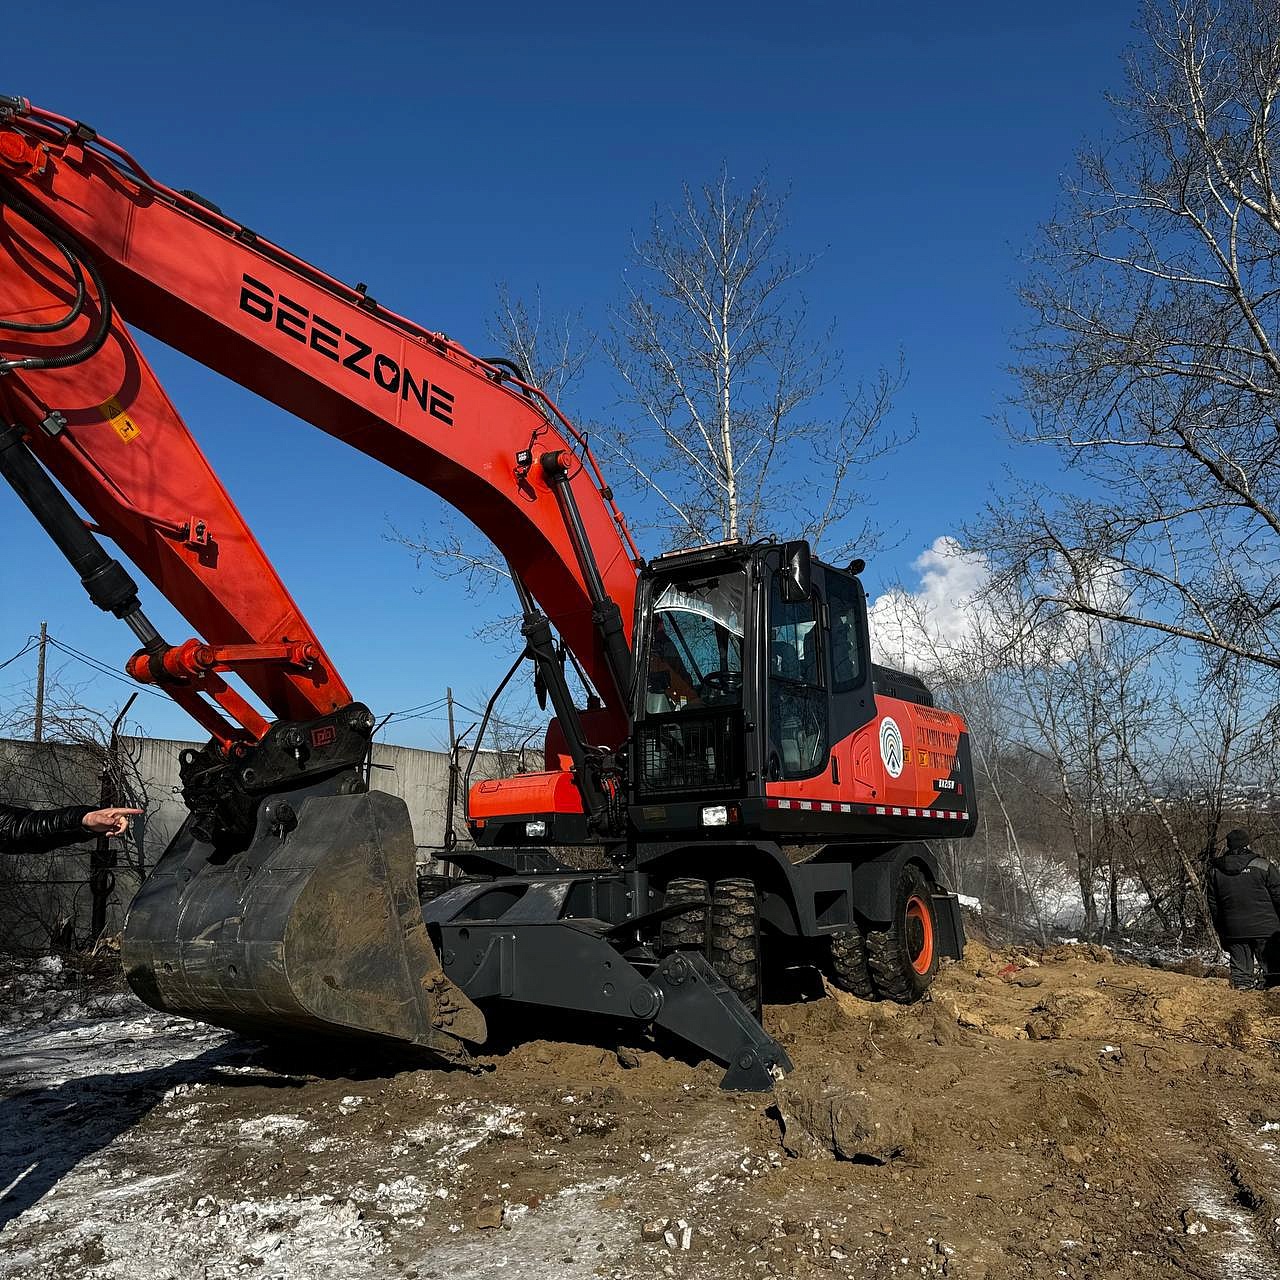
868,537,990,673
867,537,1136,676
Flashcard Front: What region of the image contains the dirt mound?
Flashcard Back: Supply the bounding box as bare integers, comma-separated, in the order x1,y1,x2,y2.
5,942,1280,1279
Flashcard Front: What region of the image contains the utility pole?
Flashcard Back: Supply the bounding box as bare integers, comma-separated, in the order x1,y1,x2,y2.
33,620,47,742
443,687,458,856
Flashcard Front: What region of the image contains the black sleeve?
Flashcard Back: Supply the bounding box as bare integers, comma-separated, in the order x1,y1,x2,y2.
1266,862,1280,916
0,803,93,856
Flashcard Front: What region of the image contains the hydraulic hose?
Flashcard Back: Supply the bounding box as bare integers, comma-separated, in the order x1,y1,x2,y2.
0,182,111,372
0,249,84,333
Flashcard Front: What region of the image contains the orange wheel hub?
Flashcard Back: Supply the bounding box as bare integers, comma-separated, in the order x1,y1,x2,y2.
905,894,935,975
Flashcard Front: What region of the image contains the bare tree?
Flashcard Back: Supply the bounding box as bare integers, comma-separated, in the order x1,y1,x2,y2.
390,283,597,613
607,167,909,559
872,546,1232,943
983,0,1280,672
0,676,148,952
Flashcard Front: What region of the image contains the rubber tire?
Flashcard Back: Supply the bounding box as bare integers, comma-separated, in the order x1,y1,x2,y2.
660,877,710,954
709,877,763,1020
827,922,877,1000
417,872,455,904
865,863,939,1003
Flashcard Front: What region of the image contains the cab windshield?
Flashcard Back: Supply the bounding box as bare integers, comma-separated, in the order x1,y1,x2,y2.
644,571,746,714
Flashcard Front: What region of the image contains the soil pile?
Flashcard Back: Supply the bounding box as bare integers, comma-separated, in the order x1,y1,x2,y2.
3,942,1280,1279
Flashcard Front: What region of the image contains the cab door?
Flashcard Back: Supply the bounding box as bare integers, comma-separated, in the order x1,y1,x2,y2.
763,557,829,786
823,568,876,798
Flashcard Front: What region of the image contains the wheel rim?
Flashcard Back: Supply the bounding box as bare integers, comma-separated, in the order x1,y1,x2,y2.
905,895,934,975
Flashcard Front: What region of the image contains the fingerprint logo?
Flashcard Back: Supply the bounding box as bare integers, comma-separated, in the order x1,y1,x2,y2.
879,716,905,778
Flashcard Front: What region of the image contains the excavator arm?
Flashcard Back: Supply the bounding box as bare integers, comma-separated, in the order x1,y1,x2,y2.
0,96,639,756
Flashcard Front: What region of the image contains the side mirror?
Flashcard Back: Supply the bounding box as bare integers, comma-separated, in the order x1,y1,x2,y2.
779,540,812,603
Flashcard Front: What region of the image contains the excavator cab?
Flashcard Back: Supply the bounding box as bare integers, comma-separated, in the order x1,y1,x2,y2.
630,539,878,837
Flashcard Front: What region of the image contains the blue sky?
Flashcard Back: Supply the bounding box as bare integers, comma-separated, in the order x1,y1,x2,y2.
0,0,1134,747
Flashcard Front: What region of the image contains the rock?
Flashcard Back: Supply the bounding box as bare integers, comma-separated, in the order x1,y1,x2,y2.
641,1218,670,1242
782,1219,804,1235
600,1194,624,1211
988,1023,1026,1041
1180,1207,1207,1235
956,1008,988,1031
1060,1144,1086,1167
662,1222,693,1251
1009,972,1043,988
617,1047,641,1069
773,1078,913,1163
473,1203,503,1230
1025,1013,1063,1041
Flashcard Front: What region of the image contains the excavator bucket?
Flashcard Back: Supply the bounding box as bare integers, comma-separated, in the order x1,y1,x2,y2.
121,789,486,1060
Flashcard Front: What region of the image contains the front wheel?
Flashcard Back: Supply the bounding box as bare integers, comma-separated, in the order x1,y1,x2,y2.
659,877,710,954
864,863,939,1003
708,877,762,1019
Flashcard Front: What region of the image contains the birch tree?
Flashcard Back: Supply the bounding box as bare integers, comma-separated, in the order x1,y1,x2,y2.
608,168,909,559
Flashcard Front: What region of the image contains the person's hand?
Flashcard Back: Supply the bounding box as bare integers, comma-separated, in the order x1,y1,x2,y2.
81,807,142,837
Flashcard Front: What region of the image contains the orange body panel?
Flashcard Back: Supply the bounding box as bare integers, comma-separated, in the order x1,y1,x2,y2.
469,770,585,822
765,696,970,817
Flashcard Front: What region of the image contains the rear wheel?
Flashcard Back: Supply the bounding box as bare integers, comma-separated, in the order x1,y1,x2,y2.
865,863,939,1003
709,877,762,1019
827,922,876,999
417,872,456,904
660,877,710,954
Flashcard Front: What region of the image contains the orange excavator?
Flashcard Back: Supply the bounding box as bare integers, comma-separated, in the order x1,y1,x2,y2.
0,96,976,1089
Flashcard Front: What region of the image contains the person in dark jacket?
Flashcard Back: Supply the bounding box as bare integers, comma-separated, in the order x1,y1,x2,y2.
1206,829,1280,990
0,802,141,856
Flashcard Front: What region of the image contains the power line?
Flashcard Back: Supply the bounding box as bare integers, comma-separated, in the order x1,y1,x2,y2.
380,697,449,724
25,633,543,742
0,636,38,673
44,635,169,699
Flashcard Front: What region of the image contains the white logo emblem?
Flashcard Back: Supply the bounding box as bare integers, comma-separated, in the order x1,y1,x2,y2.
879,717,905,778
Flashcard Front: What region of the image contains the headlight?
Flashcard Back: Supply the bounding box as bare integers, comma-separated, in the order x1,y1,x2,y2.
700,805,729,827
525,820,548,838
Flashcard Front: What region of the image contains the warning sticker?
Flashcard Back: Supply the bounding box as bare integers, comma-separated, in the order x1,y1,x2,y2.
100,395,140,443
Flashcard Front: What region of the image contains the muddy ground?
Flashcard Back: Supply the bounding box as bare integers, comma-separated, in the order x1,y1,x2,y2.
3,941,1280,1280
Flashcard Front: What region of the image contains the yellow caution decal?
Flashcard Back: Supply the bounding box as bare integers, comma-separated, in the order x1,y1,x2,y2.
100,395,140,443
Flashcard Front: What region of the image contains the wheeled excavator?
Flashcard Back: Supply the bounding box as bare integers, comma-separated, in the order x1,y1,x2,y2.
0,97,977,1089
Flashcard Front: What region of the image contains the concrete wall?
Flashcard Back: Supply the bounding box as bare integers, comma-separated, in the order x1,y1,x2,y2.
0,734,514,952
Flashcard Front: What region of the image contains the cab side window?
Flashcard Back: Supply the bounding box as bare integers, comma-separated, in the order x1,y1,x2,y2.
768,576,828,778
826,572,865,694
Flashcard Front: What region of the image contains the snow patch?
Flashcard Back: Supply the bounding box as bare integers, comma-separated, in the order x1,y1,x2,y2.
237,1114,312,1140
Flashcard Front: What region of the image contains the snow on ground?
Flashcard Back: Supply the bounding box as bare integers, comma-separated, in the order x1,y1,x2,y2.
0,966,647,1280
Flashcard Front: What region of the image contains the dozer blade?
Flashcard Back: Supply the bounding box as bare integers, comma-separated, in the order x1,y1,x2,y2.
121,788,486,1060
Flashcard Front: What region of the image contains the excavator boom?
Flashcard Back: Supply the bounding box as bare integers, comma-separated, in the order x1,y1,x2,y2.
0,97,639,743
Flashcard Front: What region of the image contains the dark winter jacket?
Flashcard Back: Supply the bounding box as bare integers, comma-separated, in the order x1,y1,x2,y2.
0,802,92,856
1206,848,1280,941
